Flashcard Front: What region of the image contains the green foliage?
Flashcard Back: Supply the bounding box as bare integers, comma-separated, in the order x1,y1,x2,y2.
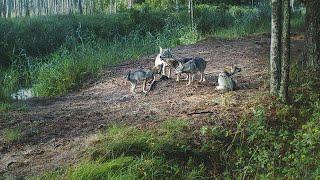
3,128,22,143
68,119,207,179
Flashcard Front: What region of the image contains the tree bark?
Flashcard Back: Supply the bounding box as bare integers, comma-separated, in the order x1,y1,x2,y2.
128,0,132,9
78,0,82,14
25,0,30,16
270,0,282,95
279,0,290,102
3,0,7,17
188,0,194,28
304,0,320,74
175,0,179,11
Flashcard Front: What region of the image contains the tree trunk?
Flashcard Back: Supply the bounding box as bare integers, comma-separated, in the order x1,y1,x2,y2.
109,0,112,14
3,0,7,17
128,0,132,9
175,0,179,11
78,0,82,14
25,0,30,16
188,0,194,28
269,0,282,95
7,0,11,17
0,0,2,17
305,0,320,74
279,0,290,102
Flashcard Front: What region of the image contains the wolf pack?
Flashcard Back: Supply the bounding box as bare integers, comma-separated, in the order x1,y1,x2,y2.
126,47,241,95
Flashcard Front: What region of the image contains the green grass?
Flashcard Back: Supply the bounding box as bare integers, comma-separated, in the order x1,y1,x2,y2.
3,128,22,143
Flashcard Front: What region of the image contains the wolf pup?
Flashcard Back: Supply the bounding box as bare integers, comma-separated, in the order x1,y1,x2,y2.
154,47,173,77
174,57,207,85
126,64,163,94
216,65,241,91
165,57,193,82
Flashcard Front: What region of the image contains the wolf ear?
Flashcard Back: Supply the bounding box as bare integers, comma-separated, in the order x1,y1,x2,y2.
159,46,163,52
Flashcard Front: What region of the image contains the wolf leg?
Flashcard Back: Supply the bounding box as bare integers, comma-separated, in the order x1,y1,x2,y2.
130,82,137,94
142,80,148,93
187,73,192,85
149,76,156,92
199,73,203,82
191,74,195,83
202,72,206,82
162,64,166,76
176,74,180,82
168,67,171,78
184,74,189,81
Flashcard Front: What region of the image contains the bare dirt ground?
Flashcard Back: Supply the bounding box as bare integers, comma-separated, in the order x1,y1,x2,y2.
0,35,304,178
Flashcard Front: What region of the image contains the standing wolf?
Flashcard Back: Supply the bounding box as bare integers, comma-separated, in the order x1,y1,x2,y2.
174,57,207,85
165,57,193,82
154,47,173,77
126,64,163,94
216,65,241,91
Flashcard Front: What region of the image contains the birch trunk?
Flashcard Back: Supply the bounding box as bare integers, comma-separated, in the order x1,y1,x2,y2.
305,0,320,73
279,0,290,102
270,0,282,95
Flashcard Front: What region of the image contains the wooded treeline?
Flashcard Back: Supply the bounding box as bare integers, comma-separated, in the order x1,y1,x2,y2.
0,0,272,18
0,0,110,17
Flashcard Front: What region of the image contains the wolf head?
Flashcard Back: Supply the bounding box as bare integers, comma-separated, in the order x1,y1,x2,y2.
224,65,241,76
175,62,184,74
159,47,173,59
165,59,179,68
152,64,163,74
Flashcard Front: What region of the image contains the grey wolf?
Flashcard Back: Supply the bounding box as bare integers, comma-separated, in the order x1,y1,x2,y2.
165,57,193,81
126,64,163,94
216,65,241,91
174,57,207,85
154,47,173,77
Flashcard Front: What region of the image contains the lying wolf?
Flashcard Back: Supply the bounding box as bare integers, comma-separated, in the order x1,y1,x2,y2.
126,64,163,94
154,47,173,77
216,65,241,91
174,57,207,85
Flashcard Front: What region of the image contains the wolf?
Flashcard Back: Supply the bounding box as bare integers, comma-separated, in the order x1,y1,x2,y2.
126,64,163,94
174,57,207,85
216,65,241,91
154,47,173,77
165,57,193,82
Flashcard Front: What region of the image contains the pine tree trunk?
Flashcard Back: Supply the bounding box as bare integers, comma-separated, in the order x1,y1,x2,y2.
128,0,132,9
3,0,7,17
188,0,194,28
109,0,112,14
0,0,2,17
279,0,290,102
305,0,320,74
270,0,282,95
25,0,30,16
78,0,82,14
175,0,179,11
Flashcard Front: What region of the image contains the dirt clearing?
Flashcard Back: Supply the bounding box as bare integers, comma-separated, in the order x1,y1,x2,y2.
0,35,303,178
